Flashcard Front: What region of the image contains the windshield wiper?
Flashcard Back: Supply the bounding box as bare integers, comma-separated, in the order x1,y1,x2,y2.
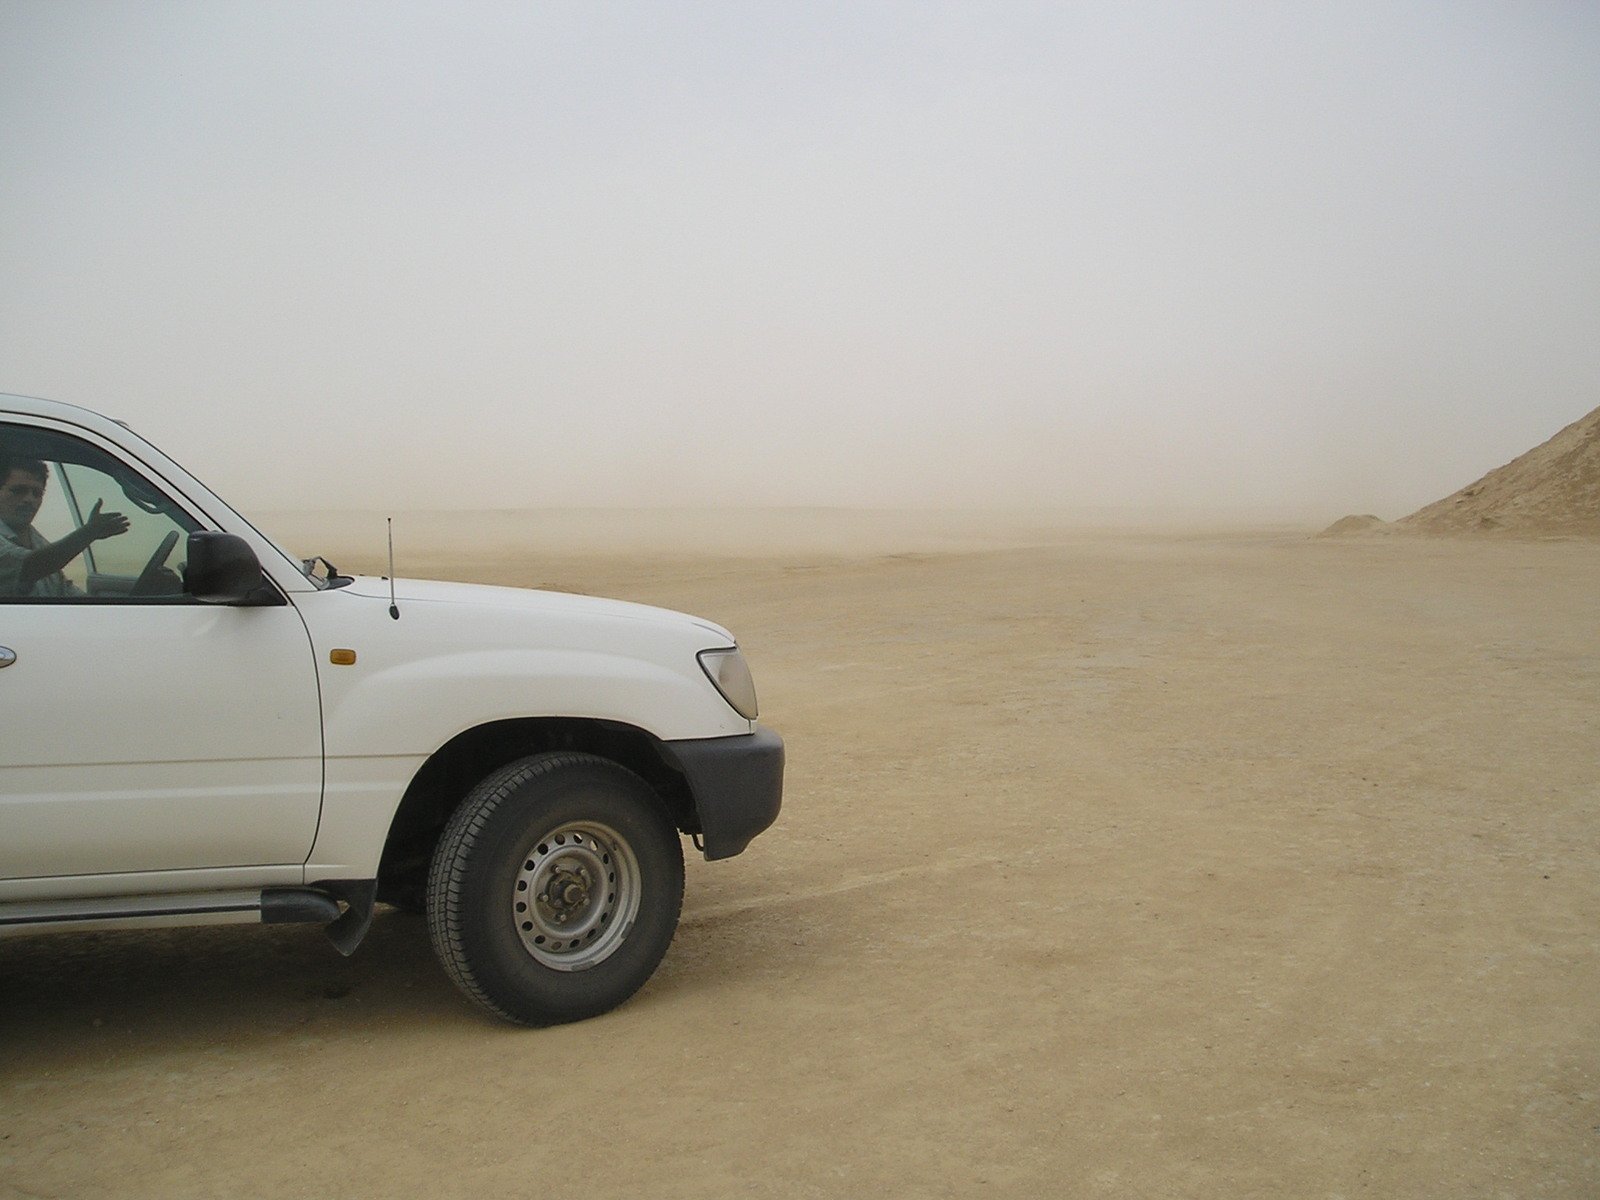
303,555,354,589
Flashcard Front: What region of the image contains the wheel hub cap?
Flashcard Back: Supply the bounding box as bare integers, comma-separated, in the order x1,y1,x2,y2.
512,822,641,971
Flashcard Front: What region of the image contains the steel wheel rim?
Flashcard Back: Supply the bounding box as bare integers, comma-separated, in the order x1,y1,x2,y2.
512,821,640,971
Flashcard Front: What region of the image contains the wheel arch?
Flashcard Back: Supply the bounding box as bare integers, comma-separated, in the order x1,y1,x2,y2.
375,718,696,909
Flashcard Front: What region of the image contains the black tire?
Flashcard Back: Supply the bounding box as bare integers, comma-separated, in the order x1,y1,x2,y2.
426,753,684,1026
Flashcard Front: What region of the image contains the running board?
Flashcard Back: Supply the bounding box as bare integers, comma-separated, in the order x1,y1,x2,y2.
0,880,379,955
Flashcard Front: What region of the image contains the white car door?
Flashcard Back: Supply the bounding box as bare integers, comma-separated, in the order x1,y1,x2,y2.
0,422,323,893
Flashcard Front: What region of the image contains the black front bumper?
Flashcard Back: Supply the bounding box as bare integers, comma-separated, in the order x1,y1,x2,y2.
664,726,784,861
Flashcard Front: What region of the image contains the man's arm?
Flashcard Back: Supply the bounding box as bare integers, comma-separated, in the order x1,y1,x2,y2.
15,501,130,588
0,538,28,595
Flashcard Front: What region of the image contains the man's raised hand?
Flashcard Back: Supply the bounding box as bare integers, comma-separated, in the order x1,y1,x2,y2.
85,499,131,541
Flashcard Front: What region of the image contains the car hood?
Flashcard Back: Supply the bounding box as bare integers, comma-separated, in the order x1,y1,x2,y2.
339,575,735,643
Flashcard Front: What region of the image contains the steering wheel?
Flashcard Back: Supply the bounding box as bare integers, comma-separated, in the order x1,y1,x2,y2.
129,530,181,596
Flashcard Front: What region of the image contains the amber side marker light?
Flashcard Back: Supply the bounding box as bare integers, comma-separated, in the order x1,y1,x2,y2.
330,649,357,666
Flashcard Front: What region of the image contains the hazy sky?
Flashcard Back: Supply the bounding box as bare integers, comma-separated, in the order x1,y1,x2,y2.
3,1,1597,517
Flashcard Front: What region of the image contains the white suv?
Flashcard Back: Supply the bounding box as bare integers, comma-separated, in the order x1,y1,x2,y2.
0,394,783,1025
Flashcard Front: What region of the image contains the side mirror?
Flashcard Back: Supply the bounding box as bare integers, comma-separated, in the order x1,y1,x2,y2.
184,532,277,605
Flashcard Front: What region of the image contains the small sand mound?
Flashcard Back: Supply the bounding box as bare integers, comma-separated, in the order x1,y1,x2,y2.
1396,406,1600,537
1319,514,1387,537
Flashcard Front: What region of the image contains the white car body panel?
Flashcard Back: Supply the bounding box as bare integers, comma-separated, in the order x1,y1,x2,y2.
293,578,748,877
0,603,323,894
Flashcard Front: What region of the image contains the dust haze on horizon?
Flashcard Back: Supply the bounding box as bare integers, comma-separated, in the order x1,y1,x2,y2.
3,2,1597,522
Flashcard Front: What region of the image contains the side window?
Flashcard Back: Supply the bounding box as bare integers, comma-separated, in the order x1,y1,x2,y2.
0,422,201,602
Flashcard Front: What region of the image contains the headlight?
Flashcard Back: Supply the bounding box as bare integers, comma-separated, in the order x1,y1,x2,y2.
698,647,759,720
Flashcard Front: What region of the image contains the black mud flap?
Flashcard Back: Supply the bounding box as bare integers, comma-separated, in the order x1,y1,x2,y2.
321,880,379,957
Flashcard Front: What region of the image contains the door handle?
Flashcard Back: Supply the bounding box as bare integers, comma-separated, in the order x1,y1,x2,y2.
0,646,14,669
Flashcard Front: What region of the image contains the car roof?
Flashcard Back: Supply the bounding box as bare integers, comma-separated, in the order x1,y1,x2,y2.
0,391,131,432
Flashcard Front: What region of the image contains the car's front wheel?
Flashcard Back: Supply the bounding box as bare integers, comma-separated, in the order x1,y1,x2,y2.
426,753,685,1025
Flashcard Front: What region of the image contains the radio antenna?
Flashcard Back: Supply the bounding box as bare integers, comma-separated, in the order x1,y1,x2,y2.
387,517,400,620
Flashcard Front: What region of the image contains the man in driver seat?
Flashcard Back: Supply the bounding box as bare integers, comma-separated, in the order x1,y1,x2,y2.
0,454,130,597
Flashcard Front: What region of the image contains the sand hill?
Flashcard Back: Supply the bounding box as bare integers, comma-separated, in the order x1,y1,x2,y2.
1318,513,1387,537
1398,406,1600,536
1326,405,1600,537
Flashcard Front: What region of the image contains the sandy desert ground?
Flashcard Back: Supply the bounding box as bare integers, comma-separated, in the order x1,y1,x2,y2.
1,513,1596,1198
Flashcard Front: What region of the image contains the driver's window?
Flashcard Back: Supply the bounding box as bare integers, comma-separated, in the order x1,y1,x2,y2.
0,423,201,602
